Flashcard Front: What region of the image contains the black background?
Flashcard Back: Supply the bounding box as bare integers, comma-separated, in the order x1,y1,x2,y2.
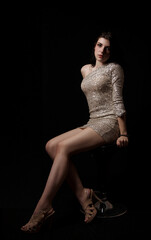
1,6,151,220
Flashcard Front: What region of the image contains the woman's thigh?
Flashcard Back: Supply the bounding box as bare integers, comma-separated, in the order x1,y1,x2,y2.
58,127,105,155
49,128,83,144
46,128,84,158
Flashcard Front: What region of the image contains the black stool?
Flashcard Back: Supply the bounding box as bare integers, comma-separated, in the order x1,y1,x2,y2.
91,143,128,218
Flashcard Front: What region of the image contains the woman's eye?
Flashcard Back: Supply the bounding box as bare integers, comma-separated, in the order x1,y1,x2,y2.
105,47,110,51
97,43,102,47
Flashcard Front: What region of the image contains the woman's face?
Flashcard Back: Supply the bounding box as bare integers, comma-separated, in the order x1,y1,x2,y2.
94,37,111,64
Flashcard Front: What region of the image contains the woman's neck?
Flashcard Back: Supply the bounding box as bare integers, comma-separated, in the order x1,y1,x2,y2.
94,61,106,69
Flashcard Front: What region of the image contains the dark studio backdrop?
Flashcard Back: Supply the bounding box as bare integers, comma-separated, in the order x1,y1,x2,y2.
1,7,150,216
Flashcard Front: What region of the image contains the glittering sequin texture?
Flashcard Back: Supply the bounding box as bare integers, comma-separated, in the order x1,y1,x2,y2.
80,63,126,143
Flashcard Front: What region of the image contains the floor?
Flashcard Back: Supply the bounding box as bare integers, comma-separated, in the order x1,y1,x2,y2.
1,190,149,240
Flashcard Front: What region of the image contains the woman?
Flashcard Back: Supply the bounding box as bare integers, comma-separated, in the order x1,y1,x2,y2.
21,31,128,233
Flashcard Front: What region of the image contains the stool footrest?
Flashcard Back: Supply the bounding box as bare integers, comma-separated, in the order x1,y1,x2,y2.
94,191,127,218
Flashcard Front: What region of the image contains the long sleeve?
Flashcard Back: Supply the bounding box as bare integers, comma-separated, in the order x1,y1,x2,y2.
112,64,126,117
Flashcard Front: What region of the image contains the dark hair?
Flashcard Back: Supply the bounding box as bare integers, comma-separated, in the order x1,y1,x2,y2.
90,31,115,66
96,32,112,41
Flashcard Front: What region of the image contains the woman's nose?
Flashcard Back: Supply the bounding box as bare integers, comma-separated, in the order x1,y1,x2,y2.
100,46,104,54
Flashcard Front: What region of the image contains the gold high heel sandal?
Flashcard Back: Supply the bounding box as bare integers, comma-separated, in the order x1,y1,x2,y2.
21,208,55,233
81,189,97,223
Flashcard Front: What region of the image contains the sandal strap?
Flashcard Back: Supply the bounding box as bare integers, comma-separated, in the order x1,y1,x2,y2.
29,208,54,223
82,198,93,211
21,208,55,233
85,206,96,215
81,189,97,222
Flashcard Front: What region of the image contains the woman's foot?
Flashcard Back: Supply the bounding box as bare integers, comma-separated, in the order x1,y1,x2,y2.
21,207,55,233
80,188,97,223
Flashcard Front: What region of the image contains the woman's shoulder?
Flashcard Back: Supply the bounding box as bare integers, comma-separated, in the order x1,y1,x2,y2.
81,64,92,78
109,62,124,82
108,62,123,72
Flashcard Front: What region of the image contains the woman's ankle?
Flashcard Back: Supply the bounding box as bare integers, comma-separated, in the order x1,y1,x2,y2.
78,188,90,205
34,200,53,214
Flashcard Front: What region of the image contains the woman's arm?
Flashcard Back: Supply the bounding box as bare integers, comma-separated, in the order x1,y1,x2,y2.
116,114,128,147
111,64,128,147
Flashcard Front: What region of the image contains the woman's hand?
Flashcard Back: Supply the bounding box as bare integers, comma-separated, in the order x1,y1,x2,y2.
116,135,128,147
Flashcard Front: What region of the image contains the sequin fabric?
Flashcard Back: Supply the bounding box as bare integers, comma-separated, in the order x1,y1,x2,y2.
80,63,126,143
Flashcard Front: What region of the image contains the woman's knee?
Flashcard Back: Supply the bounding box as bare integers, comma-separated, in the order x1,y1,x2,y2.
56,141,70,156
45,139,70,159
45,139,57,159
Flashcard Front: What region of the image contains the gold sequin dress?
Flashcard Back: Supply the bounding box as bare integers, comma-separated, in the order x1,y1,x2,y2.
80,63,126,143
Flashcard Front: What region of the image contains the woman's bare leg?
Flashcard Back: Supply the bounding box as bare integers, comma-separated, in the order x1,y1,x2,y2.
45,128,87,203
34,127,105,214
